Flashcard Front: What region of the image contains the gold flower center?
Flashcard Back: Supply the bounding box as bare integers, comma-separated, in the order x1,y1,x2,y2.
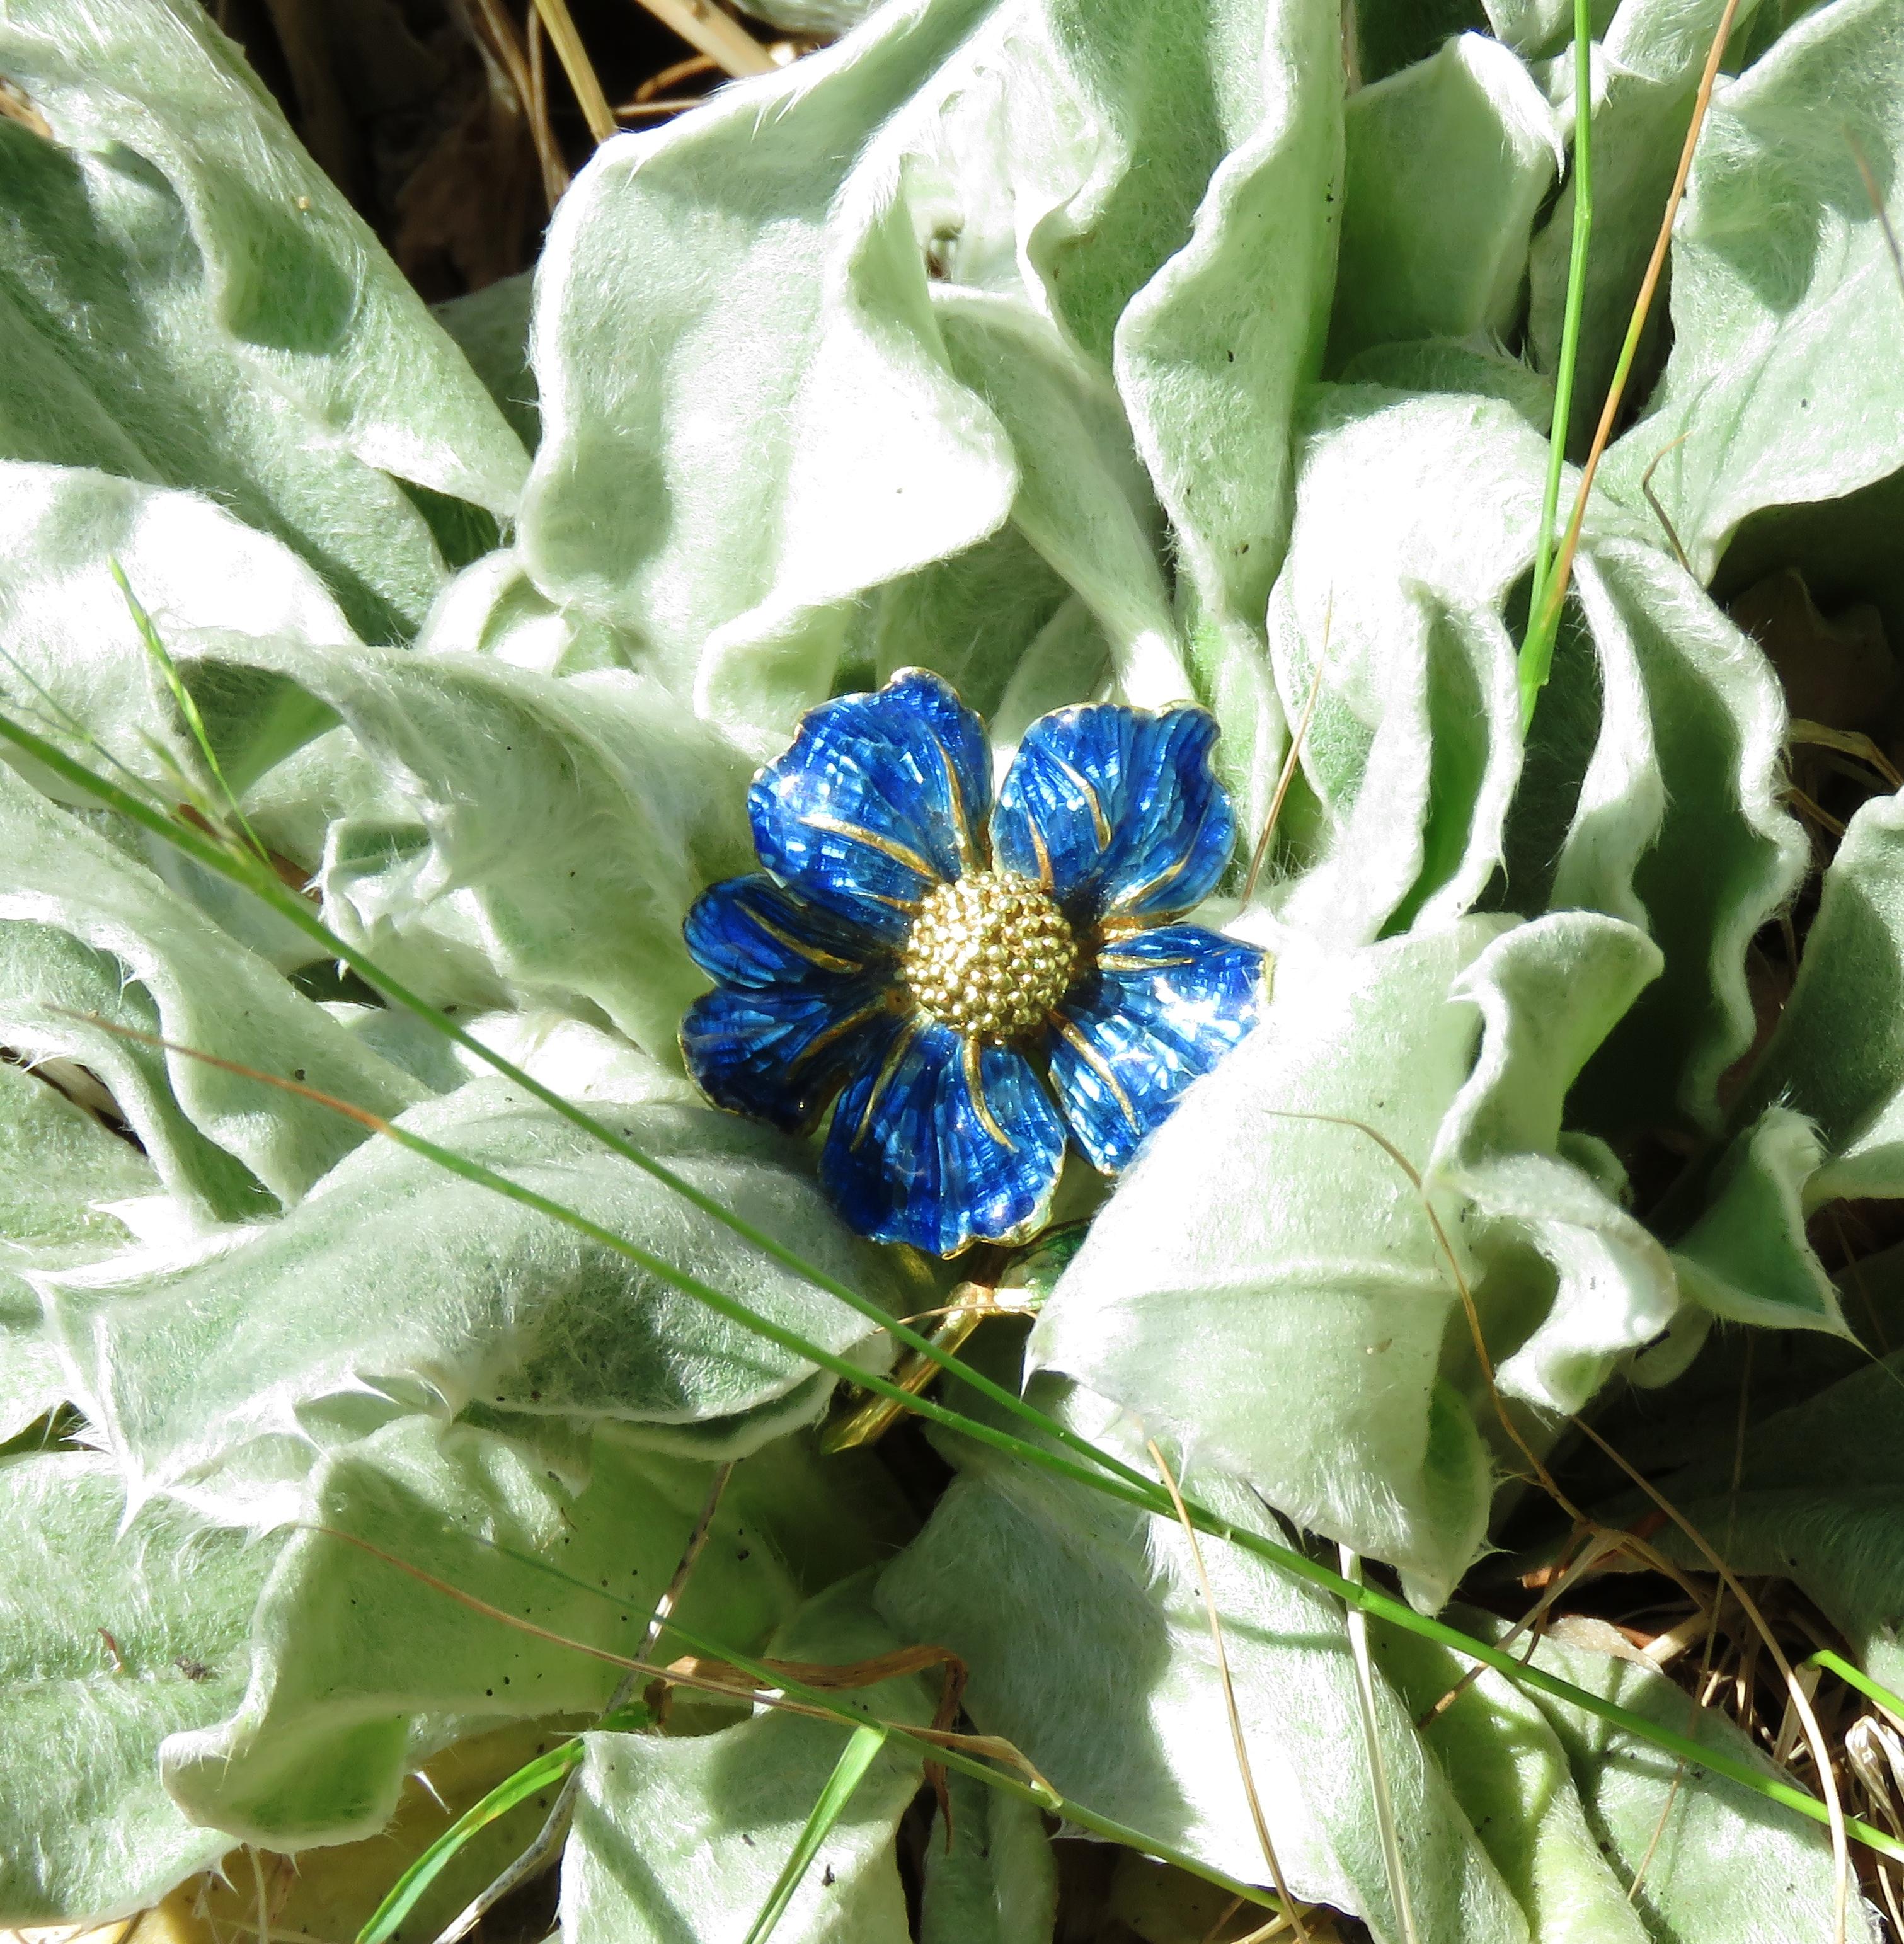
900,871,1080,1042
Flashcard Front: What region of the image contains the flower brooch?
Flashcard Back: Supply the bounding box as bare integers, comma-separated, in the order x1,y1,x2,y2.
680,670,1263,1256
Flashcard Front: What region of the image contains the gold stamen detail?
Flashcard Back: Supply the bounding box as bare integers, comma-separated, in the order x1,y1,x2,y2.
899,871,1079,1043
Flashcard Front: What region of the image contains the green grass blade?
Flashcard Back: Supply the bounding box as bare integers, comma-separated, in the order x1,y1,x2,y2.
1519,0,1595,726
0,644,174,815
355,1700,653,1944
0,700,1156,1504
17,707,1902,1867
1809,1649,1904,1728
360,1477,1904,1880
442,1461,1904,1874
1341,1546,1417,1944
743,1724,887,1944
327,1521,1283,1916
108,559,271,864
97,999,1904,1870
355,1741,585,1944
69,1002,1166,1558
1524,0,1743,662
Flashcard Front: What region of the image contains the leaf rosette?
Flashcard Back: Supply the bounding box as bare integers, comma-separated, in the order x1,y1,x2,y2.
2,0,1902,1937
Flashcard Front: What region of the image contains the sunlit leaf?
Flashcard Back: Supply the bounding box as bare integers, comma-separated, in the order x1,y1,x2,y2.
1649,1351,1904,1698
1033,920,1502,1599
920,1769,1058,1944
1725,791,1904,1201
1038,906,1677,1603
0,462,348,805
1377,1610,1869,1942
878,1402,1530,1939
1599,0,1904,573
1430,910,1678,1416
0,0,527,640
1374,1621,1653,1944
524,0,1343,750
210,634,755,1063
1672,1106,1845,1332
1520,1618,1869,1943
0,1058,149,1436
1110,0,1343,804
0,763,427,1215
1330,32,1561,370
42,1074,909,1514
433,273,539,453
563,1574,932,1944
0,1448,270,1924
1556,542,1804,1135
1262,389,1546,939
165,1419,883,1847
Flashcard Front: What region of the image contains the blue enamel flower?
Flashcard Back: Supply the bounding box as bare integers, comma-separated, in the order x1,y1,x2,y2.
680,670,1264,1256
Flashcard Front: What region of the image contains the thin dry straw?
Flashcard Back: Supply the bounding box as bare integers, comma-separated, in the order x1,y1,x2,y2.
1340,1545,1418,1944
624,0,778,77
1523,0,1746,694
1242,607,1329,905
466,0,569,203
1150,1438,1310,1939
47,1005,1904,1863
1258,1105,1712,1623
1638,432,1694,571
248,1846,270,1944
425,1461,739,1944
1574,1415,1852,1942
1419,1527,1633,1730
528,0,617,142
1848,134,1904,309
1626,1334,1755,1909
321,1524,1283,1914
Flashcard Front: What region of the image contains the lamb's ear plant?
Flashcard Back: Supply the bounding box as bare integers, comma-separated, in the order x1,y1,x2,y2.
6,0,1904,1940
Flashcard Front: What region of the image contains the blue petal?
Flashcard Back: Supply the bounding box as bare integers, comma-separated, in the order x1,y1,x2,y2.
750,669,993,943
682,983,897,1135
680,876,897,1134
822,1017,1065,1255
684,874,886,990
1049,925,1264,1172
992,705,1237,925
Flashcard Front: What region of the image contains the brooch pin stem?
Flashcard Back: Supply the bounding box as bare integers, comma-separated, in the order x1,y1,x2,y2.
819,1224,1088,1450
